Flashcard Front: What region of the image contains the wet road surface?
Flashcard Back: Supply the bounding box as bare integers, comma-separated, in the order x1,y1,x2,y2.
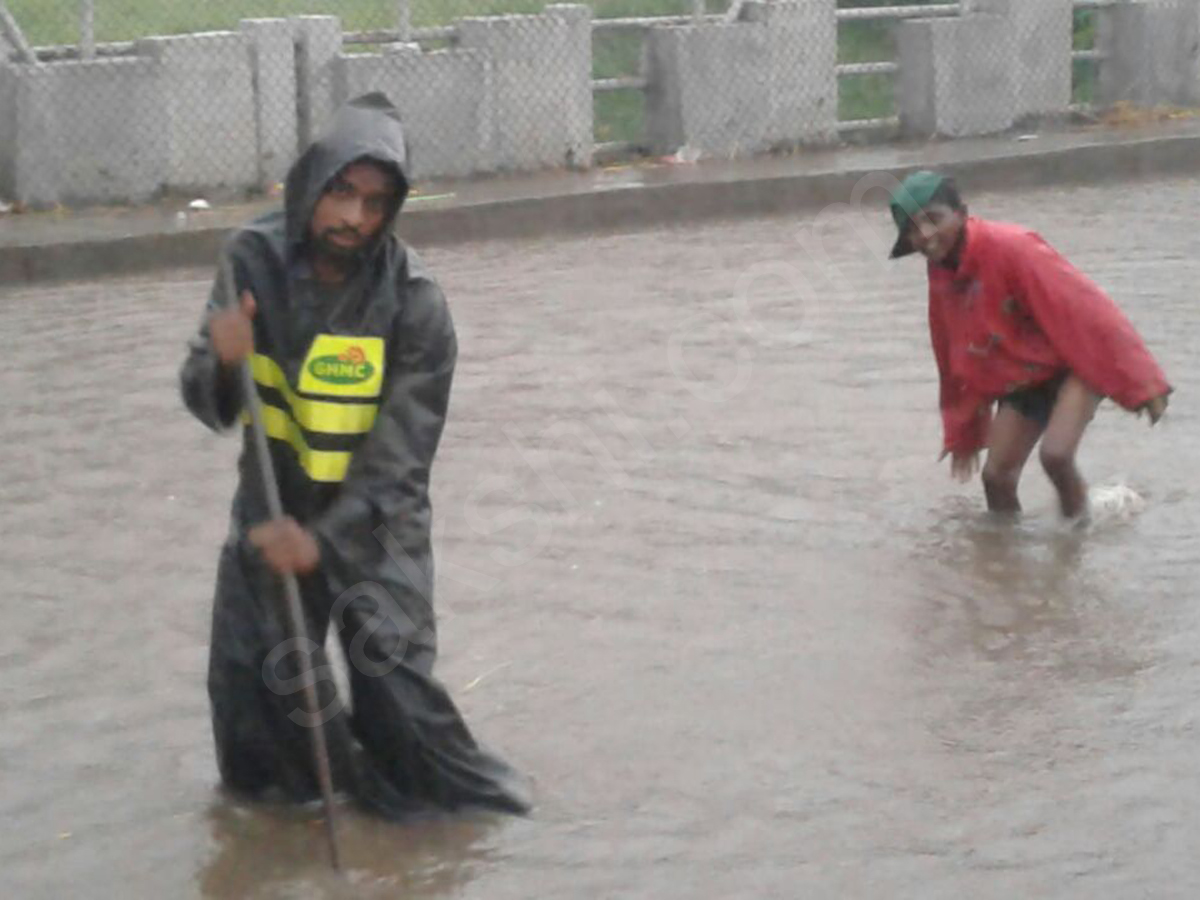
1,175,1197,898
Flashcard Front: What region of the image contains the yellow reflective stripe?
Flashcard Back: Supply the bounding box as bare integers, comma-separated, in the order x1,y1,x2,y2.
250,354,377,435
243,405,352,483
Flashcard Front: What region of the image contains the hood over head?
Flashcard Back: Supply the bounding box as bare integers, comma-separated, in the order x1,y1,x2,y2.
284,92,411,261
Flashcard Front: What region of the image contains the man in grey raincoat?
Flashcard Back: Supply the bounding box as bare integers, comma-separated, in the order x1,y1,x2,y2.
180,93,530,817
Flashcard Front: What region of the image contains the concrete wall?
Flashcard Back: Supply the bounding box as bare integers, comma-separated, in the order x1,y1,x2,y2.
137,32,258,193
7,57,168,207
647,24,769,158
896,14,1016,138
458,5,593,171
241,19,298,189
337,6,592,178
293,16,342,151
7,27,259,207
335,45,493,180
646,0,837,159
741,0,838,146
1099,1,1200,107
966,0,1072,119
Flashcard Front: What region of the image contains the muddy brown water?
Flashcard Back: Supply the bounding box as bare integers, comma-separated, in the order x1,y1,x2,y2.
1,176,1198,898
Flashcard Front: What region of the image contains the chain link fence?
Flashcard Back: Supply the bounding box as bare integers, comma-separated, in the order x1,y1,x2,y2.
1,1,1197,210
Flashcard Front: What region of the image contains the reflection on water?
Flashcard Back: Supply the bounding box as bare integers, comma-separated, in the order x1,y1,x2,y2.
197,798,508,899
959,523,1086,661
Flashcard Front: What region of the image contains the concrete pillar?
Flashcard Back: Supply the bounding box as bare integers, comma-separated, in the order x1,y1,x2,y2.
966,0,1073,118
0,64,15,198
10,64,55,206
740,0,837,146
8,57,168,208
896,14,1016,138
241,19,298,189
1098,0,1200,107
645,24,770,158
334,46,494,180
292,16,342,149
458,7,593,172
547,5,593,168
137,32,257,192
646,1,838,159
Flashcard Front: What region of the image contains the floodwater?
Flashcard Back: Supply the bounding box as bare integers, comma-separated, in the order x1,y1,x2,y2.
1,175,1198,899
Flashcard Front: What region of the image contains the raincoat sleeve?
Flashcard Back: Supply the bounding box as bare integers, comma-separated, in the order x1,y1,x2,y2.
179,255,246,432
930,291,990,455
1004,231,1172,411
309,275,456,574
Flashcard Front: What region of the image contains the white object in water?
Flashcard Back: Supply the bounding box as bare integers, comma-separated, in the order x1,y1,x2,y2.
1087,482,1146,522
188,199,211,211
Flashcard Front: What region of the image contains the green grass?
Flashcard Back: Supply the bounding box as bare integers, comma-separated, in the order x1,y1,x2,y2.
1071,8,1098,106
595,89,645,145
839,74,894,123
8,0,725,43
6,1,1102,150
837,17,895,122
10,1,395,44
593,24,646,146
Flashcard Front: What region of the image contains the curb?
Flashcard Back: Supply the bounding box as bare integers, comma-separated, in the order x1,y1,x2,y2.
4,131,1200,286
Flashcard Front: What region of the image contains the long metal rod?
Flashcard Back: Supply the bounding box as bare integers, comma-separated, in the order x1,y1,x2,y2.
838,61,900,77
835,3,959,21
218,250,343,873
593,76,648,93
837,116,901,133
0,1,38,64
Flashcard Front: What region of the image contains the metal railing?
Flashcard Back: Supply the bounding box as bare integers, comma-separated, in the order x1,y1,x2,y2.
1069,0,1116,112
834,3,962,135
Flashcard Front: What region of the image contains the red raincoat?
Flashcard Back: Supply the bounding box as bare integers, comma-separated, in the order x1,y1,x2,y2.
928,217,1171,454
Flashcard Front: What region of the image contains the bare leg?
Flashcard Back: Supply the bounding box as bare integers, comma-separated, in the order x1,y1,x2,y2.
981,404,1044,514
1040,374,1102,519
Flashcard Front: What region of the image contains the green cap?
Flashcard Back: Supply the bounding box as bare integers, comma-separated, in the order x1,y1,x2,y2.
888,170,947,259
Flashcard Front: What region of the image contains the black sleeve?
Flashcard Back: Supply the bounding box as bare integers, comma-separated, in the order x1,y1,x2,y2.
179,248,248,432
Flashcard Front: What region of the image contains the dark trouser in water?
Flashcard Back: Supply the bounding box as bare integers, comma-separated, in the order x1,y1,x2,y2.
206,536,530,817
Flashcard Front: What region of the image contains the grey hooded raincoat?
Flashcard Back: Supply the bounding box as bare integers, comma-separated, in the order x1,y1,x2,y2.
180,93,530,818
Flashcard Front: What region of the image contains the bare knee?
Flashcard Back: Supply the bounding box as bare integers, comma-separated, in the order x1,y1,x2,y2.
1039,443,1076,479
981,462,1020,496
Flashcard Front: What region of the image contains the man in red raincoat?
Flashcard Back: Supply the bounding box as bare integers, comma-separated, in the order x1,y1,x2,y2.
889,170,1172,519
